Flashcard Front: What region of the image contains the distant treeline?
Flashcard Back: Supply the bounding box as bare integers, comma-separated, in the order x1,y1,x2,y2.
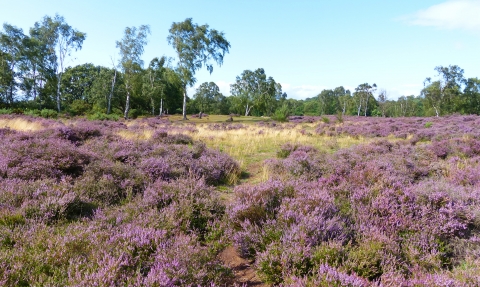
1,14,479,118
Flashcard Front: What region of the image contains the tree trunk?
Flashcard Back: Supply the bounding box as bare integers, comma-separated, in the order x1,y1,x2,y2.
108,69,116,114
364,96,369,117
124,82,130,119
245,103,251,116
151,98,155,115
56,73,62,112
33,65,37,101
182,88,188,120
159,98,163,117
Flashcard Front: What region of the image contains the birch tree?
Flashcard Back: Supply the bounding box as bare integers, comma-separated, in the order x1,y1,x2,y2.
32,15,86,112
116,25,150,119
167,18,230,120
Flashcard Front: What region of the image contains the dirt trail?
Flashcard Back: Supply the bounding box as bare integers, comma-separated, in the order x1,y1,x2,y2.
218,246,266,286
217,161,268,286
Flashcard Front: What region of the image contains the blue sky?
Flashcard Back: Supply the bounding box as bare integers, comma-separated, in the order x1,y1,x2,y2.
1,0,480,100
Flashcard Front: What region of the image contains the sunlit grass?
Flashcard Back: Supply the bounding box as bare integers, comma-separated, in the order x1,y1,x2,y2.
189,123,368,182
166,114,267,123
0,118,47,131
112,115,373,183
116,129,153,140
117,115,371,183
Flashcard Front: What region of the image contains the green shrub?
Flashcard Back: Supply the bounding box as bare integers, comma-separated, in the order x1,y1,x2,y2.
271,104,289,122
311,241,345,268
69,100,91,116
257,244,284,284
87,112,119,121
24,109,41,117
321,116,330,124
344,240,384,280
0,108,12,115
40,109,58,119
128,109,141,119
425,122,433,128
335,112,344,123
0,212,25,228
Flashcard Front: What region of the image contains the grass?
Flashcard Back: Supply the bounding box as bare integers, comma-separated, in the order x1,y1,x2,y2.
165,114,268,123
113,115,372,183
189,124,367,182
0,118,47,131
0,114,369,185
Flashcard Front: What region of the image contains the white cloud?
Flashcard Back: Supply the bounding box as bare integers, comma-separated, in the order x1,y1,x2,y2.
384,84,423,100
281,84,327,100
402,0,480,31
215,80,232,96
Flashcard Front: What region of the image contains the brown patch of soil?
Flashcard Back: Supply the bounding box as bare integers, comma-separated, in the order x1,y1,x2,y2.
218,246,266,286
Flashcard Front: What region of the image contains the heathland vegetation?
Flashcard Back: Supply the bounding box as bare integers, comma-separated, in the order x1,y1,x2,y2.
1,114,480,286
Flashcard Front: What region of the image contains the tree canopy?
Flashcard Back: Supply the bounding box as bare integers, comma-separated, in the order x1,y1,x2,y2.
167,18,230,119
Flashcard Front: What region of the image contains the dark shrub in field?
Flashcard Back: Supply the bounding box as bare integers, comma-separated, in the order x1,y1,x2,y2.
0,135,91,180
143,177,225,237
74,161,146,206
0,179,95,224
156,132,194,145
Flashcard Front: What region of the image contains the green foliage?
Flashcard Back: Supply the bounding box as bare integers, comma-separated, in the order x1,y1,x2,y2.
425,122,433,128
335,112,344,123
168,18,230,119
311,241,345,268
87,112,119,121
271,104,289,122
303,100,319,116
116,25,150,119
40,109,57,118
257,244,284,284
68,99,91,116
24,109,41,117
230,68,283,116
0,108,12,114
193,82,223,116
344,240,384,280
321,116,330,124
0,212,25,228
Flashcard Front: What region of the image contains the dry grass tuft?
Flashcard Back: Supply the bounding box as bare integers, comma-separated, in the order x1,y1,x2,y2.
187,124,368,182
0,118,46,131
116,129,153,141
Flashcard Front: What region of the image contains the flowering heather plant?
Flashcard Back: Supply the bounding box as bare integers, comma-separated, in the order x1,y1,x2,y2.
206,123,246,131
230,131,480,284
143,177,225,237
0,134,91,180
3,115,480,286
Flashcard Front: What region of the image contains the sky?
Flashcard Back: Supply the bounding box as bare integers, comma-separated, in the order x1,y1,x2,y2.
1,0,480,100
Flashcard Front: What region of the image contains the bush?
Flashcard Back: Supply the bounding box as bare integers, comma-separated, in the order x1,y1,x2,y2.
271,104,289,122
0,136,91,180
335,112,344,123
40,109,58,119
0,109,12,115
87,112,119,121
68,100,91,116
23,109,41,117
127,108,142,119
